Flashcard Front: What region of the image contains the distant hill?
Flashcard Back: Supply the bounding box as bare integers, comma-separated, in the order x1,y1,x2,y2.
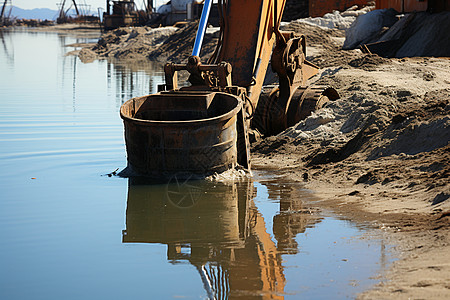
9,6,86,21
9,7,58,20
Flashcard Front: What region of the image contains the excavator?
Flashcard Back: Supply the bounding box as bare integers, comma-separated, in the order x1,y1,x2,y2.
120,0,339,178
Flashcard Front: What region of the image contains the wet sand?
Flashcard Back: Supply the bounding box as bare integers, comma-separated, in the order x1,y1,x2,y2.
252,23,450,299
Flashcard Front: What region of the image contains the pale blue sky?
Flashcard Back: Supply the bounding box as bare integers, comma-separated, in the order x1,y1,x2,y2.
12,0,167,10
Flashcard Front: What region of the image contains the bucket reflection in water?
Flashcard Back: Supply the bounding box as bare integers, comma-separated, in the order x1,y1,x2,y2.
123,177,250,247
122,178,314,299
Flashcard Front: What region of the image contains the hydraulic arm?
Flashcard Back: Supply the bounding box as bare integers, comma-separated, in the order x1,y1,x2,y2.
164,0,338,136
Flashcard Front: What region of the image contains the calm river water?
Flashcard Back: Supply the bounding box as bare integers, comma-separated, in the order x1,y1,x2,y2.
0,28,392,299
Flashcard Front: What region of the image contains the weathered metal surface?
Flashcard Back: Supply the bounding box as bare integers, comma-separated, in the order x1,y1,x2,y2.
213,0,286,108
290,85,339,124
250,31,333,136
120,91,243,178
164,56,233,90
252,85,339,136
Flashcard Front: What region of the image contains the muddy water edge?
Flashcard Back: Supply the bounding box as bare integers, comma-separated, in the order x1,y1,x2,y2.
0,27,396,299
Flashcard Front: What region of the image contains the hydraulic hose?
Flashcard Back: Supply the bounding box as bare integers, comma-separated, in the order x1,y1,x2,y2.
192,0,213,57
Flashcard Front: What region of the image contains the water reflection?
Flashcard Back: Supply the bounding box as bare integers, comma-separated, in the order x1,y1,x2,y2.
123,178,316,299
264,180,313,255
105,60,165,105
0,28,165,112
60,49,164,111
0,30,14,66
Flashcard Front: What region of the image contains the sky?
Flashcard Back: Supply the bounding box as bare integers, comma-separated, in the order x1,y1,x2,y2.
11,1,167,10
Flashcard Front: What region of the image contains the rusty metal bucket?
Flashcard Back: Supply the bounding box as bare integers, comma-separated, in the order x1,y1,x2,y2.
122,179,251,248
120,90,243,178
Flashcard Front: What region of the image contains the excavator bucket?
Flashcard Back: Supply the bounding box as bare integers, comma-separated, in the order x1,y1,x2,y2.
120,90,247,178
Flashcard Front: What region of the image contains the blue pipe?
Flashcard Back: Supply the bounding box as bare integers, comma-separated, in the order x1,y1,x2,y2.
192,0,213,57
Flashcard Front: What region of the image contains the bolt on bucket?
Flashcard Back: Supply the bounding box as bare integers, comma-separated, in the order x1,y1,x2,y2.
120,90,243,178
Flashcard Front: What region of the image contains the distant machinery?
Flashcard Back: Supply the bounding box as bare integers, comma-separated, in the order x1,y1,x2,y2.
102,1,217,30
102,0,152,30
1,0,13,26
156,0,200,25
56,0,99,24
154,0,221,27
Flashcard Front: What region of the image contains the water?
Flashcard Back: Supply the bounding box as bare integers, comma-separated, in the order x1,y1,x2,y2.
0,28,392,299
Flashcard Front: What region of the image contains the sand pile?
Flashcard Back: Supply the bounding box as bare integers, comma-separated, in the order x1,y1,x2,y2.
79,22,218,63
280,21,390,70
146,23,219,63
287,5,374,30
79,26,179,63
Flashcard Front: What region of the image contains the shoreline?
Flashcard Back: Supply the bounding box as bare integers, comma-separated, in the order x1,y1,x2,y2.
253,158,450,298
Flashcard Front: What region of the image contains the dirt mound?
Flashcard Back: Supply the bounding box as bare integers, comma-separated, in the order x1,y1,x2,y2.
79,26,179,62
79,22,218,64
368,90,449,159
348,54,390,69
304,89,449,169
289,5,374,30
280,21,391,70
148,22,218,63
